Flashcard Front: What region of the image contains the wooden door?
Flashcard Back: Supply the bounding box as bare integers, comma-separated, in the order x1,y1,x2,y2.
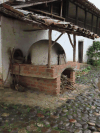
78,41,83,63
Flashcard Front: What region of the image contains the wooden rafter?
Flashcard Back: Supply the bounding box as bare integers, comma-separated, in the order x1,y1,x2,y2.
67,33,74,48
51,33,63,47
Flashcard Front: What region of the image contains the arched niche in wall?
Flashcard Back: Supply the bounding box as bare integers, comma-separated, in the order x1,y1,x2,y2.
27,40,67,65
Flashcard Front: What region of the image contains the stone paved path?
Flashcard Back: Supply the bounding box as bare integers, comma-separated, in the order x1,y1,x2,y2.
0,67,100,132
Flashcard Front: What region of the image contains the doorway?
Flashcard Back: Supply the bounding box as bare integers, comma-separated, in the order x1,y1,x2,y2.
78,41,83,63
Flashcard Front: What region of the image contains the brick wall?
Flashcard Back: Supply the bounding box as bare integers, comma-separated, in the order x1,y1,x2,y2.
19,75,60,95
11,61,81,95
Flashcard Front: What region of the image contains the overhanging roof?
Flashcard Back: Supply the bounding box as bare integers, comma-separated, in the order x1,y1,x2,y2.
0,4,99,40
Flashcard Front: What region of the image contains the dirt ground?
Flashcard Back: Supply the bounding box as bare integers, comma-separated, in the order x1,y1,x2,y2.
0,84,90,111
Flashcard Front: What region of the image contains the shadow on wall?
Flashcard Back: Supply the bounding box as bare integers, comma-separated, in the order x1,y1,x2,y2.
26,40,67,65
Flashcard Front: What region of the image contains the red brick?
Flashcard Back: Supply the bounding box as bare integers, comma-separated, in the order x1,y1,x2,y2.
24,66,29,71
34,81,38,85
46,69,53,73
38,68,46,72
35,72,41,76
31,84,37,88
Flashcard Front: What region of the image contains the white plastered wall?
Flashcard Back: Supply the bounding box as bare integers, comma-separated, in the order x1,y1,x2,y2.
29,40,66,65
1,16,96,87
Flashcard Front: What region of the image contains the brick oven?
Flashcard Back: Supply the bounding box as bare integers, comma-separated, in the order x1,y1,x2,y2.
10,39,81,95
12,61,81,95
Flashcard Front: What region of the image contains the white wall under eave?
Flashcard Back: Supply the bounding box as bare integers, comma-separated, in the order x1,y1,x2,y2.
52,30,94,63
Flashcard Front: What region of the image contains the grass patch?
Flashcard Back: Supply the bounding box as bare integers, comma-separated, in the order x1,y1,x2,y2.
46,124,50,127
53,127,59,130
37,127,41,132
8,129,12,132
13,105,18,110
26,131,30,133
27,107,31,112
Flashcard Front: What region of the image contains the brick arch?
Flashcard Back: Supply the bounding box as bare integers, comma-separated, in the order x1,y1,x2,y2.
61,67,75,84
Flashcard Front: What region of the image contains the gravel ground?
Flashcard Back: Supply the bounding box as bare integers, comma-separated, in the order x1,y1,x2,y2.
0,66,100,133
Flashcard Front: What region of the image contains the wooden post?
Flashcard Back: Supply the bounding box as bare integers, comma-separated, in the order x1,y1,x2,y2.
48,29,52,68
76,5,78,25
73,34,76,62
51,3,53,15
91,14,93,32
60,0,63,17
96,17,98,34
84,10,87,28
66,0,69,21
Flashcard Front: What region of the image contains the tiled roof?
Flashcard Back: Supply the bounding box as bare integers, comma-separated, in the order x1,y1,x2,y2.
0,4,99,39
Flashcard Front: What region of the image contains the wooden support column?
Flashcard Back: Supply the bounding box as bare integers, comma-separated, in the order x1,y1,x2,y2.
66,0,69,21
73,34,76,62
48,29,52,68
96,17,98,34
51,3,53,15
91,14,93,32
84,10,87,28
60,0,63,17
76,5,78,25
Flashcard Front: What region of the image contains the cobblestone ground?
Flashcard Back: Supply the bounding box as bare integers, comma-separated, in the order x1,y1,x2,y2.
0,67,100,133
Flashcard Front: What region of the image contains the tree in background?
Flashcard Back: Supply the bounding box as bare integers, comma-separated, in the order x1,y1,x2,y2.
87,41,100,66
